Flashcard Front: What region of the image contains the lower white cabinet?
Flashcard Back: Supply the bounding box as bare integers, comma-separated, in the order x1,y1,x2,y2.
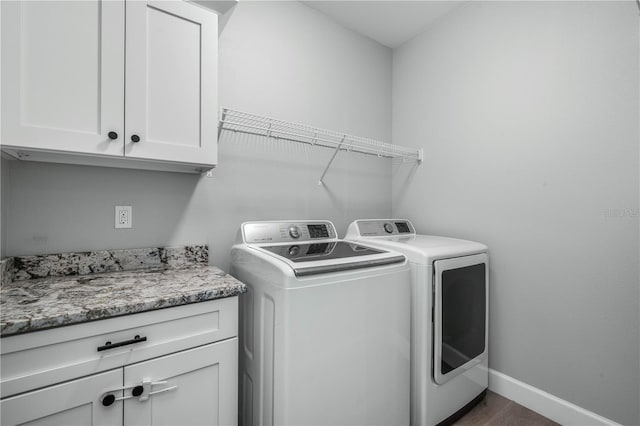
1,369,123,426
0,298,239,426
123,339,238,426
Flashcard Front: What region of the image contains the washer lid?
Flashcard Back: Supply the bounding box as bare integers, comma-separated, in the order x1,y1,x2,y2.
347,235,487,264
260,241,382,262
255,241,406,276
345,220,487,264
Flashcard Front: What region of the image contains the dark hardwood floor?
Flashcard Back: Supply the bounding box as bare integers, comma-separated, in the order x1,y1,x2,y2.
453,391,560,426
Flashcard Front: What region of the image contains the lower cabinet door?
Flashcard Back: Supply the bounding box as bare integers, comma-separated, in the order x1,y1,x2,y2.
0,369,123,426
124,338,238,426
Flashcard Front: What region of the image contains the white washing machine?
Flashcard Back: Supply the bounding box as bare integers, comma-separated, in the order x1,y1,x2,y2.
230,220,411,426
345,219,489,426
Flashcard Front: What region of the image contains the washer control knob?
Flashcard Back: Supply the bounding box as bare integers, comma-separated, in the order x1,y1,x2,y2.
288,245,300,256
288,226,301,239
383,223,394,234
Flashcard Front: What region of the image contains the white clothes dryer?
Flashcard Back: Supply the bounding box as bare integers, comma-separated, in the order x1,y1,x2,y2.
345,219,489,426
231,220,411,426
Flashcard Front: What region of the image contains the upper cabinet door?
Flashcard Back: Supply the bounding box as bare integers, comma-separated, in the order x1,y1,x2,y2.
0,0,124,156
125,1,218,167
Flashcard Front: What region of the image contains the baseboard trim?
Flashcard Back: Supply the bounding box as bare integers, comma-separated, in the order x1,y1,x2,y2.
488,369,620,426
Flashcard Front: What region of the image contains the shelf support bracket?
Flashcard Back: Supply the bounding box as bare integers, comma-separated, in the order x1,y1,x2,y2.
318,136,345,185
217,109,227,142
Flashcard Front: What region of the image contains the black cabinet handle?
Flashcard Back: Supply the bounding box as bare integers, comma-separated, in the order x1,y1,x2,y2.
102,394,116,407
97,335,147,352
108,131,118,140
131,134,141,143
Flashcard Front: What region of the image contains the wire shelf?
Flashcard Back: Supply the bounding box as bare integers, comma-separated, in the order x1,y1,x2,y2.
218,108,423,184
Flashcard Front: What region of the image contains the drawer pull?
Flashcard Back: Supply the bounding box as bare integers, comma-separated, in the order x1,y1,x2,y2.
97,335,147,352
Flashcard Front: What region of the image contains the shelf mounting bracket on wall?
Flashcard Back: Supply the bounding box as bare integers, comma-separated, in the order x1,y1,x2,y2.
218,108,423,184
318,136,345,185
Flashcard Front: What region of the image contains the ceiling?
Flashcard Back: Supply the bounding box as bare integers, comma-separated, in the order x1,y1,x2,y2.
301,1,465,48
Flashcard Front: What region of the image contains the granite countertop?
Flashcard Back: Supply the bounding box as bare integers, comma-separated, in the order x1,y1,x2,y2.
0,245,246,337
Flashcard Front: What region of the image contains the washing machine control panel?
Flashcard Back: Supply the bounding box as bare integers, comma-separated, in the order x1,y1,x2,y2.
288,226,301,239
353,219,415,237
243,221,337,244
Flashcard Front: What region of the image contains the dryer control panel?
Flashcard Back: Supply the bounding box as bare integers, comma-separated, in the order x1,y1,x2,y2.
347,219,415,237
241,220,338,244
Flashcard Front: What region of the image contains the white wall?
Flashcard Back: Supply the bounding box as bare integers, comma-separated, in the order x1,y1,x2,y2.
1,157,7,259
392,1,639,424
2,1,394,272
4,1,638,423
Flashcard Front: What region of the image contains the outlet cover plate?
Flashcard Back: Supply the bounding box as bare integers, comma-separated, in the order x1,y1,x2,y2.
115,206,132,229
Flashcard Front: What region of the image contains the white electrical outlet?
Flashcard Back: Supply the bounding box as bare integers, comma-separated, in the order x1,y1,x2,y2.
115,206,132,229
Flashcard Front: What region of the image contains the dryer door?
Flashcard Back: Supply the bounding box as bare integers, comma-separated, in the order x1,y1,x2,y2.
433,253,488,385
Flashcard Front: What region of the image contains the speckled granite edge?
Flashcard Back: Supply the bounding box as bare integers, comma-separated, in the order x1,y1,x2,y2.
0,258,13,285
6,245,208,283
1,265,246,337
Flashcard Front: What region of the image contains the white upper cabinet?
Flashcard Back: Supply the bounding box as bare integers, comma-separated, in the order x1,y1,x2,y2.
0,0,218,173
125,1,218,166
1,1,125,157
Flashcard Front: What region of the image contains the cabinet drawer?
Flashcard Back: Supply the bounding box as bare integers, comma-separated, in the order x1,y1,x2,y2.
1,297,238,398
